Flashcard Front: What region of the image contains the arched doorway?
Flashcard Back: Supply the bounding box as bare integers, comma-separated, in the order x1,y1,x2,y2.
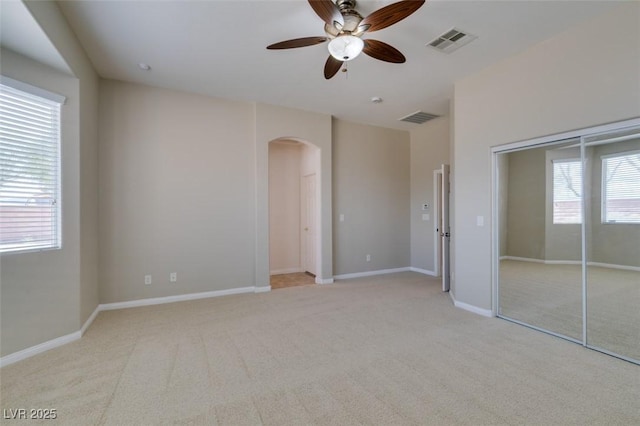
268,139,321,289
253,103,333,292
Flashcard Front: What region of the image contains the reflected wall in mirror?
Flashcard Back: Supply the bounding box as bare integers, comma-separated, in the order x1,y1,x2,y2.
498,140,583,341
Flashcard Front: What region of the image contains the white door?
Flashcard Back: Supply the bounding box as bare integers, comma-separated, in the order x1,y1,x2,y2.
301,174,317,275
441,164,451,292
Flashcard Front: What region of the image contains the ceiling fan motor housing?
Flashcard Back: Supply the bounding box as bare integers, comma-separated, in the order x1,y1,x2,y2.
336,0,357,12
325,0,363,37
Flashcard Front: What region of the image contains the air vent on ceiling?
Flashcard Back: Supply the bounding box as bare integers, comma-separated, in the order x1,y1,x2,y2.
399,111,439,124
427,28,477,54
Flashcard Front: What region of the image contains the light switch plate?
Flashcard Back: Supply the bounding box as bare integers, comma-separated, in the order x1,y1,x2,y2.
422,214,429,221
477,216,484,227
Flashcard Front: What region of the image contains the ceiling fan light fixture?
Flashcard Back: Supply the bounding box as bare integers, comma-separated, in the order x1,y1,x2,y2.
328,35,364,61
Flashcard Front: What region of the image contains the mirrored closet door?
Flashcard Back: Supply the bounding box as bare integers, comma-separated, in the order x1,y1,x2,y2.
495,121,640,364
584,128,640,362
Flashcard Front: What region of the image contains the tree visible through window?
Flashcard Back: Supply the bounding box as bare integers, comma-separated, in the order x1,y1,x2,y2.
0,81,62,253
553,159,582,224
602,152,640,223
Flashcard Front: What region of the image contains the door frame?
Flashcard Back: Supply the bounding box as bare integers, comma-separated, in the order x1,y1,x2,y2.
434,165,451,291
300,172,317,276
440,164,451,292
433,169,443,277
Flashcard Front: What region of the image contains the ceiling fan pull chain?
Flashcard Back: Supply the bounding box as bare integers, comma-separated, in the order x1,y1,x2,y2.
342,61,348,79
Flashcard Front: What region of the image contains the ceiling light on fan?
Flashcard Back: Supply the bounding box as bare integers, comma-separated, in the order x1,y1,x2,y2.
328,35,364,61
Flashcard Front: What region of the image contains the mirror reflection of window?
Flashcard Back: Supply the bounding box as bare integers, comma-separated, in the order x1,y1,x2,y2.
601,151,640,224
552,159,582,224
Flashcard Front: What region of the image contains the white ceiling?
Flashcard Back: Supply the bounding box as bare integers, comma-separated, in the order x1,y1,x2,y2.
52,1,619,130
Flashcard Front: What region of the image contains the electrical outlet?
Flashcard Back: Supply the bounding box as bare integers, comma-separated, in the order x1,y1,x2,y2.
366,254,371,262
170,272,177,282
144,275,152,285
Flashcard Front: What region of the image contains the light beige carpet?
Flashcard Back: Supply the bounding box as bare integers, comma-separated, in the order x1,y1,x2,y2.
499,260,640,361
1,272,639,425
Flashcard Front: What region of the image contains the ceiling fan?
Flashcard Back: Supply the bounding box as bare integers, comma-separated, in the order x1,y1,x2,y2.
267,0,425,79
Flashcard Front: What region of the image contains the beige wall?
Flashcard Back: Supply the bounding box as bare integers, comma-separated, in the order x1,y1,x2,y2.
99,80,256,302
333,119,410,275
501,139,639,267
269,142,301,274
453,3,640,310
25,0,100,329
0,1,98,357
410,117,450,273
505,148,546,259
502,144,582,261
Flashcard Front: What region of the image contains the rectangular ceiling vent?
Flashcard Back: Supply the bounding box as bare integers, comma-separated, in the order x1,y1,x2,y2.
399,111,439,124
427,28,477,54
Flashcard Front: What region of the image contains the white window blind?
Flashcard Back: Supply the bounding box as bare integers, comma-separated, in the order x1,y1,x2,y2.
553,159,582,224
602,151,640,224
0,82,61,253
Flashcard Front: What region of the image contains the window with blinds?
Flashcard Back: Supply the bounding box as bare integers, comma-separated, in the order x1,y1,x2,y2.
602,151,640,224
553,159,582,224
0,81,62,253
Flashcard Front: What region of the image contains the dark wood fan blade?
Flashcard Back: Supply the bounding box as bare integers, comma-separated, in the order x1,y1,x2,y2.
324,55,343,79
308,0,344,27
267,37,328,50
359,0,425,33
363,39,406,63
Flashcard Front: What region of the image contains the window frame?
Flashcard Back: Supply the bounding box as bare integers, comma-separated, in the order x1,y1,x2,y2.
600,150,640,225
0,77,65,255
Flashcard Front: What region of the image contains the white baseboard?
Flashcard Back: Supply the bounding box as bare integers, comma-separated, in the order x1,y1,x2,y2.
448,291,493,318
545,260,582,265
501,256,640,271
100,287,256,311
270,268,302,275
334,267,411,280
409,267,437,276
0,331,81,368
316,277,334,284
80,305,100,336
587,262,640,272
254,286,271,293
500,256,545,263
